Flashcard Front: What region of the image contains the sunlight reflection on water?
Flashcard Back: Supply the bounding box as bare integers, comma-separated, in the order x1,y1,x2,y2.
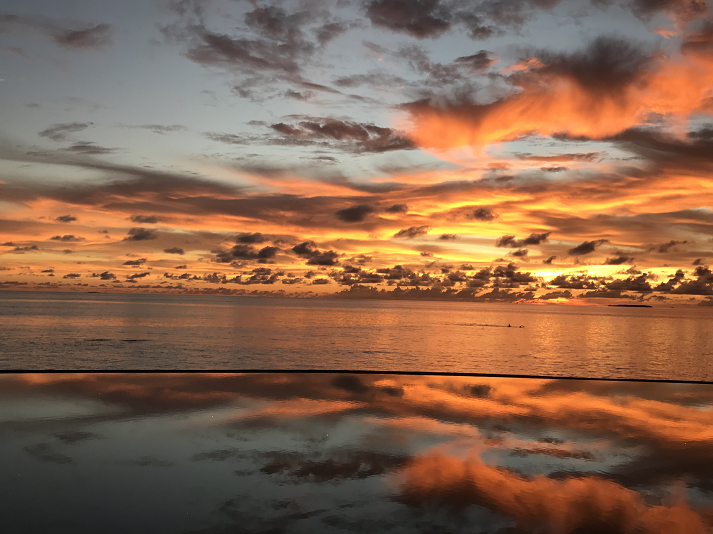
1,291,712,379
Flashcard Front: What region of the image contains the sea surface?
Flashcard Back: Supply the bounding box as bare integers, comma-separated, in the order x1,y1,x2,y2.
1,290,713,380
1,372,711,534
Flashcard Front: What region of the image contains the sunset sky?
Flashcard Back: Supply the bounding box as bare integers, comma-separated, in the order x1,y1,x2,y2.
2,0,713,303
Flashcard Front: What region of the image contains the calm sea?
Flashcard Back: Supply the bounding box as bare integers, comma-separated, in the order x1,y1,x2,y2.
2,373,712,533
1,290,712,380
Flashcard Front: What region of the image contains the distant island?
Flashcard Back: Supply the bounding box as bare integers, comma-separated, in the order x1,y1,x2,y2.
608,304,652,308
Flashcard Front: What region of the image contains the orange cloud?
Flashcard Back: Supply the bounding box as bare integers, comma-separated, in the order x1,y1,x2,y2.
405,40,713,151
396,451,708,533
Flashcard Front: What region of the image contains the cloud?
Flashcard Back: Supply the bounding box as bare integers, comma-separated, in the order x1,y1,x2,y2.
568,239,608,256
63,273,81,279
292,241,340,265
384,204,408,214
54,215,77,222
0,15,112,51
61,141,115,155
124,228,158,241
393,225,430,238
496,232,551,248
453,50,499,71
335,204,375,222
53,24,112,50
38,122,92,142
605,255,634,265
365,0,451,39
214,244,279,264
123,258,147,266
655,240,688,253
235,232,268,244
164,247,185,255
127,272,150,280
130,215,163,224
439,233,458,240
269,119,415,153
91,271,116,280
403,36,713,148
13,245,39,252
333,71,407,88
133,124,186,134
49,234,84,242
468,207,496,222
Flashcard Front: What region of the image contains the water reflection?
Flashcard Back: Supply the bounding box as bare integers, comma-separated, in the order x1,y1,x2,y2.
0,373,711,533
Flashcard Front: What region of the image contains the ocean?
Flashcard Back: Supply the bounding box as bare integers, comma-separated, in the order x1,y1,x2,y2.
1,290,712,380
1,373,711,533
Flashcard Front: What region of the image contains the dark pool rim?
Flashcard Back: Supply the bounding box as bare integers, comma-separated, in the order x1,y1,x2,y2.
0,369,711,385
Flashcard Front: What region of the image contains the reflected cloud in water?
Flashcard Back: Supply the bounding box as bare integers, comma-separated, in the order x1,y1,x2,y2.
0,373,711,533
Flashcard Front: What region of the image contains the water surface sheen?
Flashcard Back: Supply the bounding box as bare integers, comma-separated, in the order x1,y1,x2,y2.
0,373,711,534
1,291,712,380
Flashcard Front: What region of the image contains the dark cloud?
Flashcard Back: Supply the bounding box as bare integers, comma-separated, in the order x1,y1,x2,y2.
393,225,430,239
692,258,704,265
49,234,84,242
605,274,652,292
549,274,601,290
682,22,713,57
53,23,112,50
439,234,457,240
541,166,568,172
511,248,529,257
384,204,408,214
91,271,116,280
130,215,163,224
292,241,340,266
453,50,498,71
124,228,158,241
63,273,81,279
38,122,92,142
127,272,150,280
536,36,653,98
0,15,112,51
235,232,268,244
568,239,608,256
123,258,147,266
604,255,634,265
55,215,77,223
655,240,687,253
365,0,451,39
63,141,115,155
214,244,279,264
13,245,39,252
164,247,185,255
314,21,351,46
543,255,557,264
670,266,713,295
496,232,551,248
469,207,496,222
335,204,375,223
269,119,415,153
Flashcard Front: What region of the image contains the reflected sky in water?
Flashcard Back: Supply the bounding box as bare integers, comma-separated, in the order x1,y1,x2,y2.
1,373,712,533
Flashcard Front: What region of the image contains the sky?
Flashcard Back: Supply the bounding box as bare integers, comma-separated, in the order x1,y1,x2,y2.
1,0,713,304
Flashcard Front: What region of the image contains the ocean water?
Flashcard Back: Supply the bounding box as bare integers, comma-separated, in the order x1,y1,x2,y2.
1,290,712,380
1,373,711,534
